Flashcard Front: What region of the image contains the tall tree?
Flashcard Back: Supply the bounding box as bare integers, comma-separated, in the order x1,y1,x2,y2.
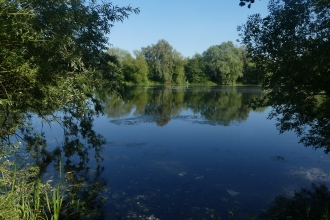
239,0,330,150
172,51,187,84
142,39,184,84
203,41,243,85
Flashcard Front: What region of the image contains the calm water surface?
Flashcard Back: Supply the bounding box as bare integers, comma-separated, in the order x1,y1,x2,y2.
91,86,330,219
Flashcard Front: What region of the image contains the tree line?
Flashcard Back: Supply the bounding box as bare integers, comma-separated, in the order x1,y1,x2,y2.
107,40,261,85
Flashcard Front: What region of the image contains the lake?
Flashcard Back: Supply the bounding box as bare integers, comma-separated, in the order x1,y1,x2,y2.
86,86,330,219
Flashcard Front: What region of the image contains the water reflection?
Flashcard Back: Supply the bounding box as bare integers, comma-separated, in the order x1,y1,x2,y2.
2,85,330,219
266,95,330,153
92,86,330,219
97,86,266,126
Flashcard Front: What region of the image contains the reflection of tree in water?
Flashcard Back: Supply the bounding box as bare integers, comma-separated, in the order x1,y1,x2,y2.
254,95,330,219
239,0,330,153
97,91,134,118
186,87,262,126
124,86,149,116
100,86,265,127
266,95,330,153
144,87,186,126
189,89,245,125
97,86,151,118
261,184,330,220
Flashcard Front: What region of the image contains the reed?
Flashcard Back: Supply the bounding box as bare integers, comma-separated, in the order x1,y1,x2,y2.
0,153,103,220
45,160,64,220
0,161,45,220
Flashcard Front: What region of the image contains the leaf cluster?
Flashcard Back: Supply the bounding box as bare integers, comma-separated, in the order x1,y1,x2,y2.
203,41,244,85
0,0,139,137
107,48,149,84
141,39,186,84
239,0,256,8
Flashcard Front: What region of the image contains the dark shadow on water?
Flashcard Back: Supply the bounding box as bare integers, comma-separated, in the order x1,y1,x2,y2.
261,183,330,220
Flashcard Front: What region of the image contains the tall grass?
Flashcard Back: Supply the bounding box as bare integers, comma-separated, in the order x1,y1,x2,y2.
0,141,107,220
0,159,75,220
0,160,48,220
45,183,64,220
45,160,64,220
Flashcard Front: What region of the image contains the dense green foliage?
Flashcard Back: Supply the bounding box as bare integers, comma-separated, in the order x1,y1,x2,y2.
131,50,150,84
0,0,139,99
184,53,208,83
0,0,139,136
239,0,330,151
109,40,260,85
107,48,149,84
238,46,262,84
141,39,186,84
203,42,243,85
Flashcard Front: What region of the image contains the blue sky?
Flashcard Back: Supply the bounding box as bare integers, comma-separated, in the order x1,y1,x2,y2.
109,1,269,57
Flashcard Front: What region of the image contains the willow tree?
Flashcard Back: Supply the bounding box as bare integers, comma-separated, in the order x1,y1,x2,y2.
0,1,140,218
142,39,185,84
203,41,243,85
0,0,139,105
0,0,139,137
0,0,140,174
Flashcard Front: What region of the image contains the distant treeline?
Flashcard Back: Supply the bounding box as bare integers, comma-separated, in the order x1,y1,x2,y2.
107,40,262,85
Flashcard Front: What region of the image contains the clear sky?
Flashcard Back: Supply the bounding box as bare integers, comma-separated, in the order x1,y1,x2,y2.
108,0,269,58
